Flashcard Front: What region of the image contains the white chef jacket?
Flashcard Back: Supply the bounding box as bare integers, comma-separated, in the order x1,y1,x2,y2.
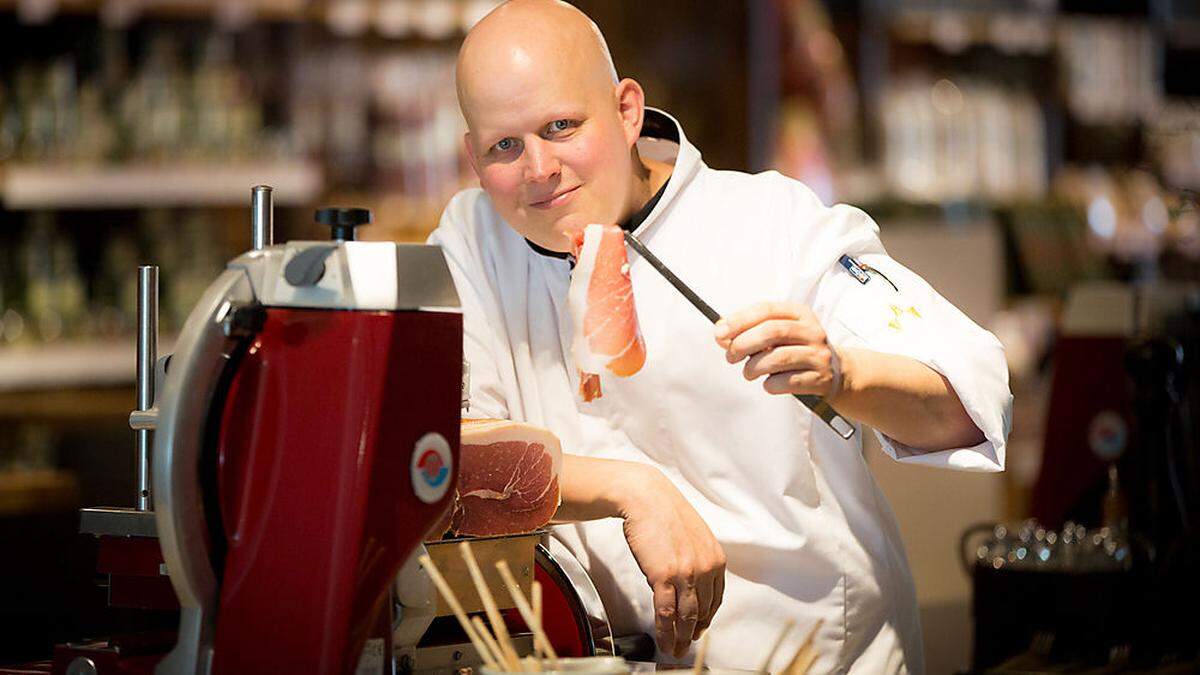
428,109,1011,674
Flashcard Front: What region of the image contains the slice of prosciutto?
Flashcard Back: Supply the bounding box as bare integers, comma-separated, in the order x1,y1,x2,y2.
446,419,563,537
568,223,646,401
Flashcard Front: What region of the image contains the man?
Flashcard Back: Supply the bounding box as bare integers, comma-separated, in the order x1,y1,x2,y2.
430,1,1011,671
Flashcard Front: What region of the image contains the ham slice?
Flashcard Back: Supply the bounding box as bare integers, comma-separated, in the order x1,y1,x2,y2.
445,419,563,537
568,223,646,401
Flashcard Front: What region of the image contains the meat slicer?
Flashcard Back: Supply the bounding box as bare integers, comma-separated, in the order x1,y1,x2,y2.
52,187,617,675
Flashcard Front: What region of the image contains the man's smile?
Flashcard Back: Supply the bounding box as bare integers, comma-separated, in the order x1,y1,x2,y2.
529,184,581,209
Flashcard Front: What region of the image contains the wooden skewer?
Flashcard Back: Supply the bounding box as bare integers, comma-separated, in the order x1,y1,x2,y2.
417,555,498,670
471,615,508,670
460,541,522,671
531,581,544,660
757,619,795,673
691,630,710,675
783,619,823,675
786,646,818,675
496,559,560,666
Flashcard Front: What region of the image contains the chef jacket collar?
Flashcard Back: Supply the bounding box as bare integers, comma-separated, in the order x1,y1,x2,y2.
525,108,690,261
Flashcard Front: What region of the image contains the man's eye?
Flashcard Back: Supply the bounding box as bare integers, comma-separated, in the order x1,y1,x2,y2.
494,138,515,152
548,119,575,133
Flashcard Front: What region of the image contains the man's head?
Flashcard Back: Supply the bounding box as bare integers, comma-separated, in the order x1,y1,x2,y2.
456,0,648,252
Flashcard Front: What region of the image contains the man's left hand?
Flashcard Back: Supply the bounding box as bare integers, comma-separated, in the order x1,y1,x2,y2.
714,302,843,399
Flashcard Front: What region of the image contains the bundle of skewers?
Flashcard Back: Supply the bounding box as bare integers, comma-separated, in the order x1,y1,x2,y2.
419,541,820,674
420,541,562,673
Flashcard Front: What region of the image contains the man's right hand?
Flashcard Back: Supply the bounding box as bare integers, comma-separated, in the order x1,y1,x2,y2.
618,464,726,659
553,455,727,659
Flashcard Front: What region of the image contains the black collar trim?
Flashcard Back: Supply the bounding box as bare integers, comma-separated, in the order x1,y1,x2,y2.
526,178,669,261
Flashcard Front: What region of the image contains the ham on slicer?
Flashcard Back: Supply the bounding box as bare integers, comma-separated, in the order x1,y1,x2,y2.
447,418,563,537
568,223,647,401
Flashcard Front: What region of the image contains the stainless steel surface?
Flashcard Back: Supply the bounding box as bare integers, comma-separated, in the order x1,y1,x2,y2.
136,265,158,511
227,242,461,312
251,185,273,251
80,506,158,538
154,268,254,675
392,244,462,310
622,231,854,440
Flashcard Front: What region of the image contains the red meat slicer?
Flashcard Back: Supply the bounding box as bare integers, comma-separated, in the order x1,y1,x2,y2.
52,187,617,675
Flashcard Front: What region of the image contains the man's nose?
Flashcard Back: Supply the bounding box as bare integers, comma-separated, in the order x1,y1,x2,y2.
523,138,561,183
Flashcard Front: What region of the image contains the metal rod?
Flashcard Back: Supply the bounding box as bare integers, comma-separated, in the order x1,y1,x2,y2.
136,265,158,510
623,231,720,322
251,185,274,250
623,231,855,440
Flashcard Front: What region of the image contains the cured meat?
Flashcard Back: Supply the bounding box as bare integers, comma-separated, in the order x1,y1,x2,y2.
568,223,646,401
446,419,563,537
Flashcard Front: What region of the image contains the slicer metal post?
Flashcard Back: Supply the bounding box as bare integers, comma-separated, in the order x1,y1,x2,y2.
136,265,158,511
251,185,274,250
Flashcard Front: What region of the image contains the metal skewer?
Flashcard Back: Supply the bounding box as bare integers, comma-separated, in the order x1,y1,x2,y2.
623,231,855,440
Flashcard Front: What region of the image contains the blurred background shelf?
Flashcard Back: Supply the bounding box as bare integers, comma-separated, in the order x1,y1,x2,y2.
0,386,134,420
0,468,79,514
0,337,173,392
0,0,309,22
0,469,80,516
0,161,323,209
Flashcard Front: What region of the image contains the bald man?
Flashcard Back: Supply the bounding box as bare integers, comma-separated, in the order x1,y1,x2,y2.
430,1,1011,672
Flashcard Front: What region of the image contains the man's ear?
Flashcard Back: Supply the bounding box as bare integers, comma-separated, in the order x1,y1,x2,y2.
462,132,481,177
614,78,646,148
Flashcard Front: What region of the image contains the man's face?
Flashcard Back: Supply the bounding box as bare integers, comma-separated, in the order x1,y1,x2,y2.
462,62,635,252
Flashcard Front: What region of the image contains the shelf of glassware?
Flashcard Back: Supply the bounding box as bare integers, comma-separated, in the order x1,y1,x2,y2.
0,160,323,210
0,336,174,393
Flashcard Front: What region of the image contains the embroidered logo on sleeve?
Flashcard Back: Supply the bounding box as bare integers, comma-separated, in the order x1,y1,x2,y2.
887,304,922,331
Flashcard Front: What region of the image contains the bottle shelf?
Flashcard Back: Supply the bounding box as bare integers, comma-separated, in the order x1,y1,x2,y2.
0,336,174,392
0,0,308,22
0,160,323,210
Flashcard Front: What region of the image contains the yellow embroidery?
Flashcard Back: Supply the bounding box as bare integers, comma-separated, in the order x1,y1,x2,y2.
887,304,922,330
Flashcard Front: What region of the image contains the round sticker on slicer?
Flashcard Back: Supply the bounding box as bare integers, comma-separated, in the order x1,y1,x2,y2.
1088,410,1128,461
411,432,452,504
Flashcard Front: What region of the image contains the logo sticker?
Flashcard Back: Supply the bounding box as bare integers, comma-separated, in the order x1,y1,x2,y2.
411,432,453,504
1088,410,1127,461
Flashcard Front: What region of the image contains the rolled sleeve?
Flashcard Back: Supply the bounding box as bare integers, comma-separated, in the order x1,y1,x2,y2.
811,250,1011,473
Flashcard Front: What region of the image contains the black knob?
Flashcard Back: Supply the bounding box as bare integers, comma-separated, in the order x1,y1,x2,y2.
315,207,372,241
